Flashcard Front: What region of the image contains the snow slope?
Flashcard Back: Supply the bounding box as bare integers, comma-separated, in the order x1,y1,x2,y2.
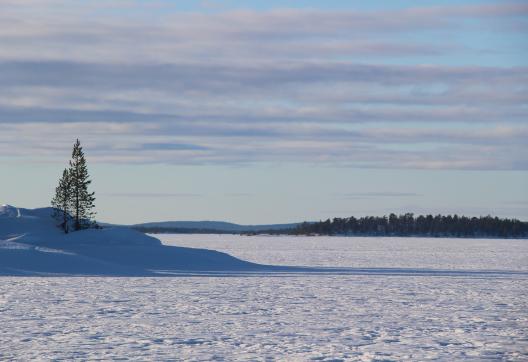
0,205,265,276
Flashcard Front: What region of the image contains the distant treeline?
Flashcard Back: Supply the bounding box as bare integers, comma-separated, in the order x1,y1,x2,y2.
133,213,528,238
290,213,528,238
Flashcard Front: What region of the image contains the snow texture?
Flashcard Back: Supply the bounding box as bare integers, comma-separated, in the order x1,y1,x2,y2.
161,234,528,271
1,207,527,360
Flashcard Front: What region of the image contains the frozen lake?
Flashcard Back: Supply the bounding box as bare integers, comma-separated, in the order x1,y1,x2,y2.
1,235,527,360
161,234,528,271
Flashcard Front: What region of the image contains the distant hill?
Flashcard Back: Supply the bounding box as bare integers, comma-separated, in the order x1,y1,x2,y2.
132,221,300,234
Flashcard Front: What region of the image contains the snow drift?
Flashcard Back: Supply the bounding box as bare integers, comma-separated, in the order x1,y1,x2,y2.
0,205,267,276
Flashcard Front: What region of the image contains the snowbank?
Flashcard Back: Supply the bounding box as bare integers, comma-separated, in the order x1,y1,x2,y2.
0,205,265,276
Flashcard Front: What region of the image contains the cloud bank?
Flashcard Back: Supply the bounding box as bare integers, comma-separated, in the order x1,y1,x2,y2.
0,1,526,169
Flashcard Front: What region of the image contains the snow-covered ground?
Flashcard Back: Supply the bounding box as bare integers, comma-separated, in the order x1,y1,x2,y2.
160,234,528,271
0,205,265,275
1,233,527,360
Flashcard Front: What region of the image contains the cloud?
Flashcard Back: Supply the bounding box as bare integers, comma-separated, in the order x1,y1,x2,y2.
1,120,526,170
0,61,526,127
0,3,526,64
2,61,526,91
0,2,526,170
140,143,209,151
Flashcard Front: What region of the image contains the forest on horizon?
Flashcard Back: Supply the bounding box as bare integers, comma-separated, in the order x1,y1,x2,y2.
135,213,528,238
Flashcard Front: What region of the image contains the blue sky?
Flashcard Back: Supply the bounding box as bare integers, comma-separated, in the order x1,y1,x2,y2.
0,0,527,224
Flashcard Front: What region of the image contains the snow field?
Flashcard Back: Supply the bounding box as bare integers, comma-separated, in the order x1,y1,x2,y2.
1,234,527,360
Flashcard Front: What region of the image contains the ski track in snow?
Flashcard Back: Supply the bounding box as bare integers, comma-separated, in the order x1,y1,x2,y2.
1,235,527,361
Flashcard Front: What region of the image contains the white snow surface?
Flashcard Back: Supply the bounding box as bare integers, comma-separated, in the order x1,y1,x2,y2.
1,229,527,360
160,233,528,271
0,206,265,276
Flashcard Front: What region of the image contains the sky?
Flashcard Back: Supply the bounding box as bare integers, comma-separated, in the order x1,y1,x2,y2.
1,0,527,224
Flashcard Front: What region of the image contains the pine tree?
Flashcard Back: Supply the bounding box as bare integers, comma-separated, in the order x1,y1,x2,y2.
68,139,96,230
51,168,72,233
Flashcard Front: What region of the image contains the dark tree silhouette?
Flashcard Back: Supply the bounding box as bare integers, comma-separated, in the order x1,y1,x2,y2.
69,139,96,230
51,168,72,233
291,214,528,238
51,139,96,232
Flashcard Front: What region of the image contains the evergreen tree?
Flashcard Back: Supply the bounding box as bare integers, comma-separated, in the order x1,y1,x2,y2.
51,168,72,233
290,213,528,238
68,139,96,230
